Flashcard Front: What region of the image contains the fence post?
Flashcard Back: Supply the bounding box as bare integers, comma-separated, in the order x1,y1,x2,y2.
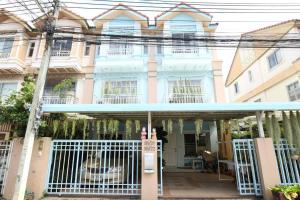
141,128,158,200
254,138,281,200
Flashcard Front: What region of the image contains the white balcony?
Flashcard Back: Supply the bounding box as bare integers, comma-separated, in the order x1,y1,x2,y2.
0,52,10,59
172,47,200,55
51,50,71,57
42,96,78,104
107,46,133,56
97,94,141,104
167,93,206,103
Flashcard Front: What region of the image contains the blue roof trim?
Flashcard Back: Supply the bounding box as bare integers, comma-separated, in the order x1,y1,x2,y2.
42,102,300,113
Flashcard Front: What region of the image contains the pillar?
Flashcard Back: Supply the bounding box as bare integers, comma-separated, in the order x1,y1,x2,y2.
141,129,158,200
212,60,226,103
147,45,157,103
254,138,281,200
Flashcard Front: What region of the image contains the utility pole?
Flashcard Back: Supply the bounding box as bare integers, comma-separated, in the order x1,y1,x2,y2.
12,1,60,199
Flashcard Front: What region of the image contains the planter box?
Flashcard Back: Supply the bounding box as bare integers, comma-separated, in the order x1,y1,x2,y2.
272,191,300,200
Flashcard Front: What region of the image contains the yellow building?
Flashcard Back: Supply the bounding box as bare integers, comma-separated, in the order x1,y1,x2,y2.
226,19,300,102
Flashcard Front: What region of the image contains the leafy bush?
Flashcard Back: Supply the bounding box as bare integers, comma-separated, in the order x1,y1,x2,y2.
271,184,300,200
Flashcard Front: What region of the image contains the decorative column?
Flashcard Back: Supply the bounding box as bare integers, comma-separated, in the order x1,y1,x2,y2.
141,127,158,200
254,111,281,200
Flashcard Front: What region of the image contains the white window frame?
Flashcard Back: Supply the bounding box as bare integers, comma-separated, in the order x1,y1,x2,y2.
268,49,282,69
84,42,92,56
0,37,14,58
102,80,138,96
27,41,36,57
234,82,239,94
287,81,300,101
0,82,18,100
171,32,198,54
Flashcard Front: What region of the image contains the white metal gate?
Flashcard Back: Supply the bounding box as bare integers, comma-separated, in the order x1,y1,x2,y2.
274,140,300,184
232,139,262,196
0,140,13,195
45,140,163,196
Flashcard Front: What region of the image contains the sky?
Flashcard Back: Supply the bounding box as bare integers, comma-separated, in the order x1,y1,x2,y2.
2,0,300,79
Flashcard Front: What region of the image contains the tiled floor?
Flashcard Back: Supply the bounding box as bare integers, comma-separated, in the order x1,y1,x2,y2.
162,172,247,199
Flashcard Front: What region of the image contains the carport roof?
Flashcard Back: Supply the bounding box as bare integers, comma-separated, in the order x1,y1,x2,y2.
42,102,300,120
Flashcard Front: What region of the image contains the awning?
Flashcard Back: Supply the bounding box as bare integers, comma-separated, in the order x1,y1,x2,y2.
42,102,300,120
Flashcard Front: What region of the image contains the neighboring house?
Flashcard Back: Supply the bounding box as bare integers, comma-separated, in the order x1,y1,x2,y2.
0,8,95,105
226,19,300,102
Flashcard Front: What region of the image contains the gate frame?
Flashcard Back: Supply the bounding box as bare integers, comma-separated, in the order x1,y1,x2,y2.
0,140,13,196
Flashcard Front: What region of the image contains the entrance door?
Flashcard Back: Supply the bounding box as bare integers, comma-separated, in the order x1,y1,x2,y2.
164,132,177,167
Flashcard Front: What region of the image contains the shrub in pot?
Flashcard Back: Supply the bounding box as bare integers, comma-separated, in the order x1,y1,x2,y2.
271,185,300,200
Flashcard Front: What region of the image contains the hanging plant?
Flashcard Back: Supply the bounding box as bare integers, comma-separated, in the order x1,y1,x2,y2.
296,111,300,126
63,121,68,138
114,120,120,139
194,119,203,138
290,111,300,155
103,119,107,136
272,115,281,144
53,120,59,137
96,120,101,139
247,118,253,138
167,119,173,134
83,119,87,139
178,118,184,134
282,111,293,147
265,113,274,139
71,120,76,139
162,120,166,131
125,120,132,139
135,120,141,133
108,119,114,138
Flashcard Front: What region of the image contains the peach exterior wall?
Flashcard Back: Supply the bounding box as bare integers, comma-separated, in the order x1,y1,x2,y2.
254,138,281,200
212,60,226,103
4,137,52,200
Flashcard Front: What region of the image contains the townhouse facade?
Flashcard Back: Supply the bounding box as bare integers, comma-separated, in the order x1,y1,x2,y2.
226,19,300,103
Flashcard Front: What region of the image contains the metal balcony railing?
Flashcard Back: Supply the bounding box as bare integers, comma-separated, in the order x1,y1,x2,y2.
167,93,205,103
51,50,71,57
107,47,133,56
97,94,140,104
0,52,10,59
42,96,78,104
172,47,199,55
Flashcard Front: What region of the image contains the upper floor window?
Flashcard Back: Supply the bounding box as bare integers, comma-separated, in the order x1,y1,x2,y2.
52,37,72,57
172,33,198,54
254,98,261,102
234,82,239,94
287,81,300,101
268,49,282,69
0,82,17,99
84,42,92,56
168,79,203,103
248,70,253,82
0,37,14,58
27,42,35,57
108,36,133,56
100,80,138,104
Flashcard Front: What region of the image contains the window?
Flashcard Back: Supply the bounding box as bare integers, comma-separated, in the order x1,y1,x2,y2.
52,37,72,56
84,42,91,56
27,42,35,57
287,81,300,101
0,37,14,58
268,49,282,69
108,36,133,55
168,79,203,103
248,70,253,82
0,82,17,99
234,82,239,94
103,80,137,96
172,33,197,54
96,45,101,56
254,98,262,102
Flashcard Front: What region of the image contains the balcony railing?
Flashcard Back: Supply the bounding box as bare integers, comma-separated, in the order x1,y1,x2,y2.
172,48,199,55
107,47,133,56
97,94,140,104
0,52,10,59
42,96,78,104
167,93,205,103
51,50,71,57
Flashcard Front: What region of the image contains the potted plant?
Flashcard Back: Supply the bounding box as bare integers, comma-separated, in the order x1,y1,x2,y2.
271,185,300,200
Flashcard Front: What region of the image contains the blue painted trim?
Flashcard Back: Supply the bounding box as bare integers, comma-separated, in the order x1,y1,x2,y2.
42,102,300,113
